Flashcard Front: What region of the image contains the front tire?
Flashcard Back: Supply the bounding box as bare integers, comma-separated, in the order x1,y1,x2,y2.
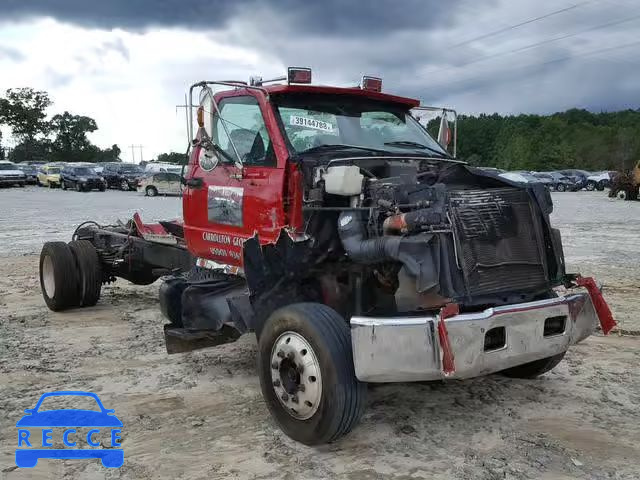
39,242,80,311
500,352,566,379
586,181,596,191
556,183,566,192
120,180,129,191
146,186,158,197
75,182,83,192
257,303,366,445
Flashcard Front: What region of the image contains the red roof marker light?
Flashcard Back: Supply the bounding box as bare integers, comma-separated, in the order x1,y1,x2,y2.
362,76,382,92
288,67,312,84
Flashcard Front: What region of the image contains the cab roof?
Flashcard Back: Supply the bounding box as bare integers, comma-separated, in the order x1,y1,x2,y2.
262,84,421,108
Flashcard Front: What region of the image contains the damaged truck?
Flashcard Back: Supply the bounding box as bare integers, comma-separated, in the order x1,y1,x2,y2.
39,68,615,445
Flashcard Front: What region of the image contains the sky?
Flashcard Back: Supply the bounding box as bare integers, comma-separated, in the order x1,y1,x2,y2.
0,0,638,162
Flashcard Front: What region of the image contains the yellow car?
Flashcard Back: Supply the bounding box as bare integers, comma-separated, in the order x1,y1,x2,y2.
37,165,62,188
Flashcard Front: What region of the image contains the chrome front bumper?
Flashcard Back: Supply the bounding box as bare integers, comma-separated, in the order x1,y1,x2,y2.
350,292,598,382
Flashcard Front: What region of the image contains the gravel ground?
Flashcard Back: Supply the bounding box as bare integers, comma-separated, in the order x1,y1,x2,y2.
0,187,638,479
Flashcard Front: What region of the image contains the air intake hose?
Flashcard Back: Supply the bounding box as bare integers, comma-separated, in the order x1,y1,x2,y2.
337,211,439,292
337,211,401,263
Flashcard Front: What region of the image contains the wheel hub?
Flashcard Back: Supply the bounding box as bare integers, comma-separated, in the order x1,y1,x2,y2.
270,331,322,420
42,255,55,298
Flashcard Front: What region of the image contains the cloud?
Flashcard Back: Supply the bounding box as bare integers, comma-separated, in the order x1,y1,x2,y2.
0,0,463,33
0,45,24,62
0,0,639,158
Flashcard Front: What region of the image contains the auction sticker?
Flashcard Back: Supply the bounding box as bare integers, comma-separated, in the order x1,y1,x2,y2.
290,115,335,132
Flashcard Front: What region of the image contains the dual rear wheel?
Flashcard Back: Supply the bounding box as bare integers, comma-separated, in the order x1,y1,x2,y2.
39,240,102,311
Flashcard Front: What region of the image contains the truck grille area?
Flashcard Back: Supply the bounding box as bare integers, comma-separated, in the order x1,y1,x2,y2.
449,188,547,296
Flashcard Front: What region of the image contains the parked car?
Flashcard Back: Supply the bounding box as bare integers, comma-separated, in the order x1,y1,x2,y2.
36,165,62,188
138,172,182,196
585,171,612,191
102,164,146,190
537,171,578,191
0,161,27,187
16,164,38,184
498,171,540,184
558,169,590,190
144,162,183,174
61,166,107,192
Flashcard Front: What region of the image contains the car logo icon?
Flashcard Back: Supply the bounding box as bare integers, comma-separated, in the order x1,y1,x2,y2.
16,391,123,468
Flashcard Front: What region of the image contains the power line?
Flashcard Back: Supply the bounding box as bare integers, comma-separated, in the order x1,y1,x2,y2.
423,11,640,78
451,1,594,48
422,38,640,94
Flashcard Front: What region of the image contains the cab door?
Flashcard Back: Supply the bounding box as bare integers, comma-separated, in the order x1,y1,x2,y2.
183,91,287,267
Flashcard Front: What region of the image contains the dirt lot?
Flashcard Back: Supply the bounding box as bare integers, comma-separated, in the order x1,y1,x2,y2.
0,188,639,479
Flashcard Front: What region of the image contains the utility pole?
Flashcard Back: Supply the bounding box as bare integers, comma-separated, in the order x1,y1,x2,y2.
129,144,143,163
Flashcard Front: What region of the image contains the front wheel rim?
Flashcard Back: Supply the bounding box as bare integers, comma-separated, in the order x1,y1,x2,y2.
270,331,322,420
42,255,55,298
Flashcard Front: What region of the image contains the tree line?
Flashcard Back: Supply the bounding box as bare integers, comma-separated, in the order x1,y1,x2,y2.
429,108,640,172
0,87,121,163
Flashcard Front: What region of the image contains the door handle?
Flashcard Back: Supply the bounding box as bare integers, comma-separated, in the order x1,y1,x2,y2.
185,177,204,189
243,171,267,179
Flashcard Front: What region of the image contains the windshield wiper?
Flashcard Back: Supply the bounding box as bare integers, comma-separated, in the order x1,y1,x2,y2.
384,141,450,158
300,144,388,155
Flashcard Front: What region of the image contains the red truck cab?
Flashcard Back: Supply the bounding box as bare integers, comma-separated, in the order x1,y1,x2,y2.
182,78,422,269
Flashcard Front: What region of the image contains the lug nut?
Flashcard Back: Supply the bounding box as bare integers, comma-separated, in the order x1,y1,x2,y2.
291,395,299,404
273,379,281,387
287,352,295,361
298,384,306,392
277,350,285,358
281,393,289,402
271,362,279,370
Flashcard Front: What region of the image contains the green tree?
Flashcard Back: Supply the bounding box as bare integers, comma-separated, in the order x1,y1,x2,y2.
0,87,52,141
50,111,98,162
156,152,187,164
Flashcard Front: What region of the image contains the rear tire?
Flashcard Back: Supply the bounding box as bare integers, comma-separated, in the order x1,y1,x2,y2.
120,180,129,191
586,181,596,191
146,186,158,197
596,181,606,191
257,303,366,445
75,182,82,192
68,240,102,307
39,242,80,311
556,183,566,192
500,352,566,379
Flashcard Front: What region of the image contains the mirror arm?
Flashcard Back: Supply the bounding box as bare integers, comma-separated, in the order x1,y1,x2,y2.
204,86,244,168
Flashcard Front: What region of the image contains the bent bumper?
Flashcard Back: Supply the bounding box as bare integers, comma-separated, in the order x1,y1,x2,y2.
350,293,598,382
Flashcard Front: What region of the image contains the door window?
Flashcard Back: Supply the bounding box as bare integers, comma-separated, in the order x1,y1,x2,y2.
213,96,275,167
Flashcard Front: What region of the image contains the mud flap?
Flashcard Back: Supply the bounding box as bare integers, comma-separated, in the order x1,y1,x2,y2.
164,324,241,354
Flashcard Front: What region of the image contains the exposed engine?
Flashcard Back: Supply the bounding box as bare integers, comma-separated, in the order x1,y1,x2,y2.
301,158,565,313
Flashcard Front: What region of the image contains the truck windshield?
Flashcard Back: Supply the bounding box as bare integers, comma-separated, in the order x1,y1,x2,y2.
273,94,449,158
0,163,18,170
74,167,95,175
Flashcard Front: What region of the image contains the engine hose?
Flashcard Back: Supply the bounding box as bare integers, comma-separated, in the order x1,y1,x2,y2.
337,211,401,264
